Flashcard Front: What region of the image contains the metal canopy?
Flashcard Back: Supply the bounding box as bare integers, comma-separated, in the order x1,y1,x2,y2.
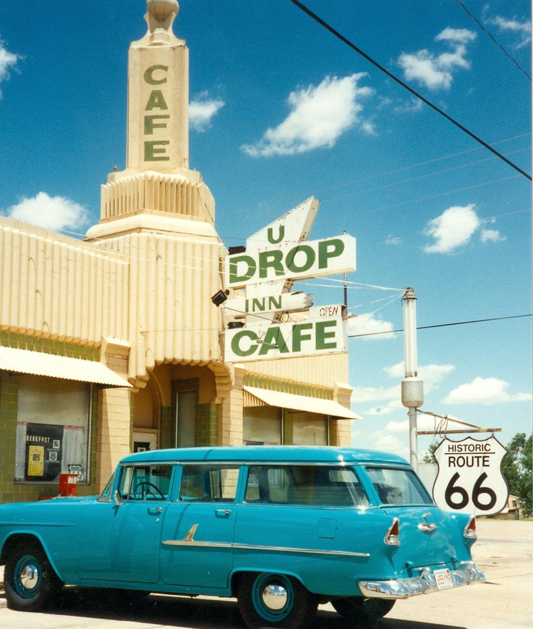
0,346,132,388
243,386,361,420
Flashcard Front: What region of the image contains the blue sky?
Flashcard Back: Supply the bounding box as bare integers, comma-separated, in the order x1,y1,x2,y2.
0,0,530,459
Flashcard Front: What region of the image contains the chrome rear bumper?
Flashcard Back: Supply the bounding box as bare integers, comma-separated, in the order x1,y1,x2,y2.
359,562,485,599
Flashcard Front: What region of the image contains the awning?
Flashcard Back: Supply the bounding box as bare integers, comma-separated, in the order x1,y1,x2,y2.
243,386,361,420
0,346,132,388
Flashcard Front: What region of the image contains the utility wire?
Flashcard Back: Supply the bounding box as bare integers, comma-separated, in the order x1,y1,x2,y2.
288,0,532,181
452,0,532,82
349,313,532,338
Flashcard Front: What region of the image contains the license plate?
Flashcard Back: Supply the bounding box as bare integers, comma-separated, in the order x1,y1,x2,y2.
434,568,453,590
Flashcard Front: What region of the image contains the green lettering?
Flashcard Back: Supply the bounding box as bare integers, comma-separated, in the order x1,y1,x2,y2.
144,65,169,85
268,296,282,310
318,238,345,269
229,255,256,285
252,298,266,312
230,330,259,357
316,320,338,350
286,244,316,273
292,322,313,352
259,250,285,279
259,326,289,356
144,115,170,134
145,140,170,161
145,90,169,111
267,225,285,244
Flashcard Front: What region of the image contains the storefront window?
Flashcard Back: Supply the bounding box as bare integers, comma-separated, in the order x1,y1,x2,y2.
15,375,91,484
285,411,329,446
243,406,281,445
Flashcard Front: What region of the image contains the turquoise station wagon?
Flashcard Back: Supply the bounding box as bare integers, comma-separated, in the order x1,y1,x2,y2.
0,447,484,628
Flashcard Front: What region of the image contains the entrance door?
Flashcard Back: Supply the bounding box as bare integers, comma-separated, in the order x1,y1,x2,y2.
78,464,174,584
176,391,196,447
160,464,241,588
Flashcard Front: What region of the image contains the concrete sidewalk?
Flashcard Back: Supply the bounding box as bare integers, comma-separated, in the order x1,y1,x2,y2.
0,519,532,628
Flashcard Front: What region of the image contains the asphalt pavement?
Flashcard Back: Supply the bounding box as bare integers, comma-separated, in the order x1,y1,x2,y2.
0,519,531,629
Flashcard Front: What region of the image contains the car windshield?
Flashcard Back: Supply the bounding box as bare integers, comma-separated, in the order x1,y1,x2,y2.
366,467,433,505
99,472,115,501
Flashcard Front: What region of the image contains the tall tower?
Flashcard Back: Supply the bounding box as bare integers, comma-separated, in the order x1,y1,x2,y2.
86,0,216,238
85,0,223,388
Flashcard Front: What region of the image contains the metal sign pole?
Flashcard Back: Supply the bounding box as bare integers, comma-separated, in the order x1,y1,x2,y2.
402,287,424,471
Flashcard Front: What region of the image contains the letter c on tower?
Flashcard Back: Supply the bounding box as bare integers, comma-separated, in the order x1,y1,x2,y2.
144,65,169,85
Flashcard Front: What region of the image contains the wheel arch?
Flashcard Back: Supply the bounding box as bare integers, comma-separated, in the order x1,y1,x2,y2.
0,532,64,582
230,567,309,597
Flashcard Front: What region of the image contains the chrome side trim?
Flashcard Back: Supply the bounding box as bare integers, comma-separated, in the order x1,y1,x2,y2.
359,562,485,600
161,539,369,558
183,524,199,542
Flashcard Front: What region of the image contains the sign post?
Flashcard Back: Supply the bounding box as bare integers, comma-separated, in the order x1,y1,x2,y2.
432,436,509,517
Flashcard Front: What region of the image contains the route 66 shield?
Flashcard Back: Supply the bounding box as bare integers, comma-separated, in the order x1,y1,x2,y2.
432,436,509,517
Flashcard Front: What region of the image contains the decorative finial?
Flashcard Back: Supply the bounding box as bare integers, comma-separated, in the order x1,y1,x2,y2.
147,0,179,22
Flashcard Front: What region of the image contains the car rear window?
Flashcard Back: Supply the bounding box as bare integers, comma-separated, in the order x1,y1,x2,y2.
366,467,432,505
245,465,369,507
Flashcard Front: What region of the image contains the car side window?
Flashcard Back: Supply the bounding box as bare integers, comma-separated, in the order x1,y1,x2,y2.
179,465,240,502
118,465,173,501
245,465,369,507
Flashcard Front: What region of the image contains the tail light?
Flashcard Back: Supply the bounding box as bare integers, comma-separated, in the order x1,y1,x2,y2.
384,517,400,546
464,516,477,539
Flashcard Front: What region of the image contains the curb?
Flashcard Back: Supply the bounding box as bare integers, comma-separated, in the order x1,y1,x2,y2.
0,598,6,610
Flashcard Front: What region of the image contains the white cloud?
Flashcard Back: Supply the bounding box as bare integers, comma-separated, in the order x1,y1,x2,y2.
486,14,531,48
384,415,439,433
393,97,423,114
443,377,532,405
385,362,455,393
351,384,399,404
435,27,477,44
369,432,409,460
189,95,225,132
423,203,480,254
242,73,374,157
481,228,506,244
397,27,476,90
347,314,396,340
0,40,21,98
4,192,89,232
385,234,402,245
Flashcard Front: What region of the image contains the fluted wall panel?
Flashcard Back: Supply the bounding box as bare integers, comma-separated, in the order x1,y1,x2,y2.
93,232,224,384
0,219,128,346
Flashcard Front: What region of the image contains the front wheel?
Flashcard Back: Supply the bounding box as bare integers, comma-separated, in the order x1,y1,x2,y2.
332,597,396,628
238,572,317,629
4,543,63,612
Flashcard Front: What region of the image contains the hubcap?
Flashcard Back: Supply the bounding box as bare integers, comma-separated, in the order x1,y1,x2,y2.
262,584,288,611
20,563,40,591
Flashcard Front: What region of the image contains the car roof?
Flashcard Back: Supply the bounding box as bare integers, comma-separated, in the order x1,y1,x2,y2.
120,446,409,466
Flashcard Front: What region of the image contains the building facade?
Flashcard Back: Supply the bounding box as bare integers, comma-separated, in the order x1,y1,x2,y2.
0,0,357,504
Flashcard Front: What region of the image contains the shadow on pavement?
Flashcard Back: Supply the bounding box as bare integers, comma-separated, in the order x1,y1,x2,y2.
14,588,468,629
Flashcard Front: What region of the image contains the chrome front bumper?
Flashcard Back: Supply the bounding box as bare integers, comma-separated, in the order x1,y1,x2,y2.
359,562,485,600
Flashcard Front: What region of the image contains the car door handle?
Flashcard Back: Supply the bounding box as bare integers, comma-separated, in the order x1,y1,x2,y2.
418,523,437,532
148,507,163,515
215,509,232,518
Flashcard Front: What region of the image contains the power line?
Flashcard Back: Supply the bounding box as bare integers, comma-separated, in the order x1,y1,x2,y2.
349,314,532,338
288,0,532,181
452,0,532,82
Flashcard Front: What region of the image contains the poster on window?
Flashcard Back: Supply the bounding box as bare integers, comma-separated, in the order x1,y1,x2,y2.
25,423,64,482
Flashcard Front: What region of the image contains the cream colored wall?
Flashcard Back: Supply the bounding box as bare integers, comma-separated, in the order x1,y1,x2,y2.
171,364,217,404
0,217,128,346
245,352,349,388
88,230,225,387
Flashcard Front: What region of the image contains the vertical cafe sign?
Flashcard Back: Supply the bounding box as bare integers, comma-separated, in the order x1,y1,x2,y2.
223,198,356,362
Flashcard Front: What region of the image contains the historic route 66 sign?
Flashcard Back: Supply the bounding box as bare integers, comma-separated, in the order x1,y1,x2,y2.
432,436,509,517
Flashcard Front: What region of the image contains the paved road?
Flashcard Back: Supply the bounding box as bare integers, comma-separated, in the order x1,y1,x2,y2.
0,519,531,629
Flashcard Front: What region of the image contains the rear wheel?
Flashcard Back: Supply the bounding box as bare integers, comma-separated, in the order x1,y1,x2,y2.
4,543,62,612
332,597,395,628
238,572,317,629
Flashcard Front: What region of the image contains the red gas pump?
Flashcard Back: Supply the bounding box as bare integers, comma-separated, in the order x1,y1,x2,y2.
59,473,78,497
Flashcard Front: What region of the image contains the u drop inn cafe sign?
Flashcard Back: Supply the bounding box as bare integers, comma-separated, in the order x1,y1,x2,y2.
223,199,356,362
432,436,509,517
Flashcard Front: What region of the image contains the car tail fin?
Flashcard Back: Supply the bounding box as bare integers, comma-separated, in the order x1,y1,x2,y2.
384,517,400,546
464,516,477,539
